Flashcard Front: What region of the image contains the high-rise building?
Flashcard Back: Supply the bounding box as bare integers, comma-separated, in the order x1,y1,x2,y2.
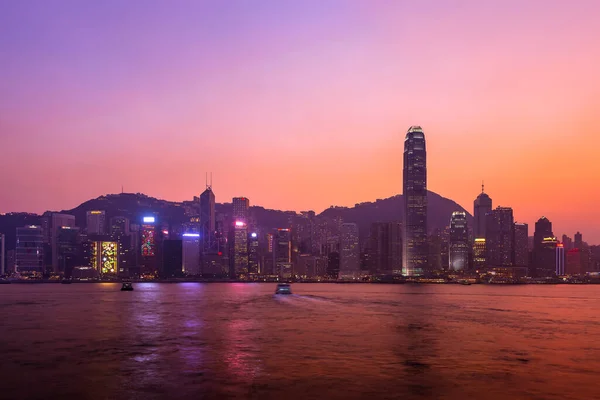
449,212,469,271
473,238,486,270
86,210,106,235
274,228,292,278
485,207,514,268
248,232,260,275
15,225,44,274
182,233,201,275
473,185,492,239
402,126,428,276
110,216,130,238
574,232,583,248
339,223,360,279
49,213,76,273
368,222,402,276
229,220,248,278
140,216,159,275
56,226,81,277
532,217,557,277
562,234,573,251
232,197,250,223
162,239,183,278
566,248,582,275
556,243,565,276
90,241,119,276
0,234,5,275
513,223,529,267
200,186,216,252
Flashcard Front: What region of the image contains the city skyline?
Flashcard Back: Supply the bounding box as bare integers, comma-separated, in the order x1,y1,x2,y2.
1,0,599,242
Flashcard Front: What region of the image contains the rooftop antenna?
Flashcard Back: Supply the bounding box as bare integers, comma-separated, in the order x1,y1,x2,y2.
481,180,484,194
121,185,124,194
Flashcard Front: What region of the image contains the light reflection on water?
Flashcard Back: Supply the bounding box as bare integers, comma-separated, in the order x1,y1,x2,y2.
0,283,599,399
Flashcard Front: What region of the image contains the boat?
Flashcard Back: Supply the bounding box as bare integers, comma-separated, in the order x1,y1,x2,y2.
121,282,134,291
275,282,292,295
461,281,472,285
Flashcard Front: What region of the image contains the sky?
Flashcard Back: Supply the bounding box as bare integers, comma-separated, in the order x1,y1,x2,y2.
1,0,599,243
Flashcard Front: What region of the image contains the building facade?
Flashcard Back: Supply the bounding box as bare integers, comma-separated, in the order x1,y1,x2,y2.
339,223,360,279
402,126,428,276
449,212,469,271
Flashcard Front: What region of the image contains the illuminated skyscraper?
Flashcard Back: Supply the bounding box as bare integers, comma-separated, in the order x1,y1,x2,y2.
274,229,292,278
473,185,492,239
485,207,514,267
86,210,106,235
473,238,486,270
402,126,428,276
90,241,119,275
229,221,248,278
248,232,259,275
449,212,469,271
232,197,250,223
140,216,160,275
339,223,360,279
48,213,76,273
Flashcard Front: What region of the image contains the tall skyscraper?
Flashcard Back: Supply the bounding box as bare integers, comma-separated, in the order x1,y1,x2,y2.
86,210,106,235
15,225,45,274
532,217,557,277
200,185,216,252
248,232,260,275
485,207,514,267
473,238,486,270
473,184,492,239
556,243,565,276
368,222,402,276
162,239,183,278
339,223,360,279
90,240,119,276
449,212,469,271
232,197,250,223
402,126,428,276
229,220,248,278
274,228,292,278
513,223,529,267
57,226,81,277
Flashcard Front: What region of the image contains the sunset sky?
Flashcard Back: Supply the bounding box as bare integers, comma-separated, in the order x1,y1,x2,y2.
1,0,599,242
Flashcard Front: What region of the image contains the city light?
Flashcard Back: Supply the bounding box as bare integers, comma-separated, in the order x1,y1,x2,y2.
235,221,246,227
143,216,155,223
90,210,102,214
183,233,200,237
251,232,258,238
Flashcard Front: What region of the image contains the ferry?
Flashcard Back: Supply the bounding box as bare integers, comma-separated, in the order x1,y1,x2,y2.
275,282,292,295
121,282,134,291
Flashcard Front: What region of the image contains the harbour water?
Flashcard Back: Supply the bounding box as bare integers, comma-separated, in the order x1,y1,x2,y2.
1,283,599,399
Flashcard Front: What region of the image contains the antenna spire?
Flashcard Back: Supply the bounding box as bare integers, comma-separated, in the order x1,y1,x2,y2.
481,180,484,194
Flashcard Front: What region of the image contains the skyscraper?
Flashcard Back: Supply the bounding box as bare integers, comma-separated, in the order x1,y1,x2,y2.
339,223,360,279
473,184,492,239
274,228,292,278
485,207,514,268
532,217,557,277
182,233,201,275
402,126,428,276
200,185,216,252
449,212,469,271
0,234,5,275
232,197,250,223
368,222,402,276
15,225,45,274
229,220,248,278
86,210,106,235
49,213,76,273
556,243,565,276
513,223,529,268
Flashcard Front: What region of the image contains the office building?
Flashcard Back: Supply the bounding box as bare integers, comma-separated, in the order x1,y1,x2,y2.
473,184,492,239
513,223,529,267
56,226,81,277
162,239,183,278
86,210,106,235
0,234,4,275
449,212,469,271
486,207,514,267
339,223,360,279
532,217,557,277
402,126,428,276
274,228,292,278
15,225,45,274
368,222,402,276
232,197,250,223
200,185,216,253
90,241,119,276
473,238,486,270
140,216,160,275
248,232,260,275
48,213,76,273
229,220,248,278
182,233,201,275
556,243,565,276
566,248,582,275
